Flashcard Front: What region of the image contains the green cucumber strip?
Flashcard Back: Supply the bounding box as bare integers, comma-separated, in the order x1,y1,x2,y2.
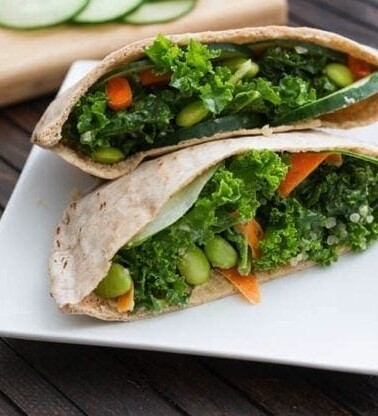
95,59,153,86
73,0,144,23
166,114,267,144
329,149,378,165
127,166,217,247
208,43,252,60
0,0,89,29
123,0,196,24
248,40,346,62
272,71,378,126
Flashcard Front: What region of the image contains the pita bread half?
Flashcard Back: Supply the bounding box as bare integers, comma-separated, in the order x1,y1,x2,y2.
50,130,378,321
32,26,378,179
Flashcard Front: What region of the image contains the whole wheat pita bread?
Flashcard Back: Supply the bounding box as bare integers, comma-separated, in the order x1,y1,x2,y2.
32,26,378,180
50,131,378,321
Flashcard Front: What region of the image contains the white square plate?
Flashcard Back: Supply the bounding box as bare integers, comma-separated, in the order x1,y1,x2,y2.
1,61,378,374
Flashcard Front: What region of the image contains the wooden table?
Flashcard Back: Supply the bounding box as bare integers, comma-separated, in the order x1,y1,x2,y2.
1,1,378,414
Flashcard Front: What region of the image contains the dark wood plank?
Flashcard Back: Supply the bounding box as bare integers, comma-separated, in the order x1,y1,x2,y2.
0,159,19,208
0,390,24,416
0,340,85,416
201,359,354,416
304,371,378,415
289,0,378,48
304,0,378,33
116,350,268,415
1,95,52,134
8,340,184,416
0,116,32,170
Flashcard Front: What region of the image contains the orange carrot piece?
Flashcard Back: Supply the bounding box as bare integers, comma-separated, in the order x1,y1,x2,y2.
279,152,331,198
139,69,171,86
347,56,372,80
106,76,133,111
236,218,264,258
325,153,343,167
217,267,261,304
117,286,134,313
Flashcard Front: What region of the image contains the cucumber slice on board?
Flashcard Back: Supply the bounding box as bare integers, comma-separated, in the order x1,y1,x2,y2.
123,0,196,24
273,71,378,126
73,0,144,23
166,114,267,145
0,0,89,29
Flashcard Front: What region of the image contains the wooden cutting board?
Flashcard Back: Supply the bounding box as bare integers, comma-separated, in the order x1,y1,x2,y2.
0,0,286,106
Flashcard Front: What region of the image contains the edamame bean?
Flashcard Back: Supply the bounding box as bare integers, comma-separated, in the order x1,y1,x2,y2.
222,57,259,79
91,147,125,164
95,263,132,298
176,101,209,127
325,63,354,88
204,236,238,269
177,246,210,285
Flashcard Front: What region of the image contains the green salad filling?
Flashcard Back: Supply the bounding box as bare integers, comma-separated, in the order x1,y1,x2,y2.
94,150,378,312
62,35,378,164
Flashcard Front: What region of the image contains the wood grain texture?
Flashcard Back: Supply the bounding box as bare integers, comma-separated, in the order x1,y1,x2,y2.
8,340,184,416
202,359,354,416
0,116,32,169
116,350,268,415
1,97,52,134
0,341,85,416
0,389,24,416
289,0,378,48
304,371,378,415
0,158,19,207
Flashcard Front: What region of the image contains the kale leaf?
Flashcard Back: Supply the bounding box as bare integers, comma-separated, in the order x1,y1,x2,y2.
294,157,378,251
259,46,328,83
254,156,378,271
118,150,287,311
65,89,177,156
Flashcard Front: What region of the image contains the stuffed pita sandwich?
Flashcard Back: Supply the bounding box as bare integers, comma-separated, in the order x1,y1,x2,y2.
32,26,378,179
50,131,378,321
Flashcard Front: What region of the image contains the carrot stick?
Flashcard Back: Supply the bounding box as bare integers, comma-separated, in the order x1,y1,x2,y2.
117,286,134,313
279,152,331,198
106,76,133,111
217,267,261,304
347,56,372,80
139,69,171,86
236,218,264,258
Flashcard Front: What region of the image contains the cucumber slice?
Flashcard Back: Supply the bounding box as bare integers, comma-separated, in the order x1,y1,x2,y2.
249,40,345,62
208,43,252,60
273,72,378,126
123,0,195,24
73,0,143,23
0,0,89,29
330,150,378,166
166,114,267,144
95,59,153,86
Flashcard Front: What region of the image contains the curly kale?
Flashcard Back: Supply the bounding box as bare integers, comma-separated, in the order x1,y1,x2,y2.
254,156,378,271
117,150,287,311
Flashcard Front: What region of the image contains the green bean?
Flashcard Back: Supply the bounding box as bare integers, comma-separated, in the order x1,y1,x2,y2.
95,263,132,298
176,101,209,127
325,63,354,88
204,236,238,269
177,246,210,285
91,147,125,164
222,57,259,79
